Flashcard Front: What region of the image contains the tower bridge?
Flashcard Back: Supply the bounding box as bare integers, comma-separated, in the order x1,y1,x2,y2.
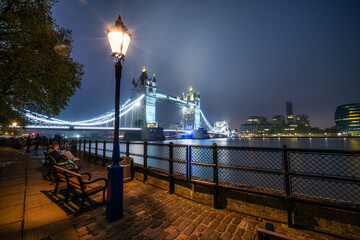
23,67,228,138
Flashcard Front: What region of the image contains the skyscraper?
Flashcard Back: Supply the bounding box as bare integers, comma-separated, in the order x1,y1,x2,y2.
286,101,294,125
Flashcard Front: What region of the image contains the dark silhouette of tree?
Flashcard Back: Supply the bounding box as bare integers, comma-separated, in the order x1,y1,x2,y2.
0,0,83,132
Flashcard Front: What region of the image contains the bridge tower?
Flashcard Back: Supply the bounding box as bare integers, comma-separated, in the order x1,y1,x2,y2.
131,66,157,127
182,86,201,130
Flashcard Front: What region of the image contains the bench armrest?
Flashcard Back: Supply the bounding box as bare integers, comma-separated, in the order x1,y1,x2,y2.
68,168,79,173
80,172,91,180
83,177,108,187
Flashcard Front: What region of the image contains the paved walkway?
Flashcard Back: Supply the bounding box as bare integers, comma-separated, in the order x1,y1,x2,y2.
0,147,341,240
0,147,78,240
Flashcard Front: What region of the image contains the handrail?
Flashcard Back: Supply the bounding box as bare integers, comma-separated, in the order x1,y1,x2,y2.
72,139,360,214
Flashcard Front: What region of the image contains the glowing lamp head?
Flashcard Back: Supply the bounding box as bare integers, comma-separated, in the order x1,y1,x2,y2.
12,122,17,127
107,15,131,59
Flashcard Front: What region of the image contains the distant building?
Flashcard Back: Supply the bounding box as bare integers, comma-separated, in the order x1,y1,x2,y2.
240,116,270,134
286,101,294,124
295,114,309,126
168,123,182,130
335,103,360,135
182,86,201,130
272,115,285,127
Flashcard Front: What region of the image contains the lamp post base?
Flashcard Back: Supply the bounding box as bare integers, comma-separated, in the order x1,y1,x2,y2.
106,164,124,221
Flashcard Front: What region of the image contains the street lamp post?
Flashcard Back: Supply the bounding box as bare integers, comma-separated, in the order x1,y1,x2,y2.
106,15,131,221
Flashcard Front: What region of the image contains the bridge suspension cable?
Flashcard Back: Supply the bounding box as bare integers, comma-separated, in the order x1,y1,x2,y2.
200,110,213,130
25,94,145,126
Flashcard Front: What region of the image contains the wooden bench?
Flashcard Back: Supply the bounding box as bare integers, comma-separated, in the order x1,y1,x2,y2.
53,166,107,212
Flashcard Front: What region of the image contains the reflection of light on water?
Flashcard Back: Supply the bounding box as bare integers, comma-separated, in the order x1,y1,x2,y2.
157,137,360,150
324,138,328,148
348,138,360,150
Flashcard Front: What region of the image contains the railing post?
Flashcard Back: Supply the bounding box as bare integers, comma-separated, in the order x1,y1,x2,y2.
83,140,86,159
127,141,134,180
213,143,219,209
283,145,293,227
78,140,82,158
95,140,98,163
187,145,191,182
169,142,174,194
102,141,106,167
143,142,148,183
74,139,77,156
126,141,130,157
88,140,92,161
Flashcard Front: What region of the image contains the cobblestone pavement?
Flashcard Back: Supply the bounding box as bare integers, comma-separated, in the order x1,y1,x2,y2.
0,146,342,240
0,147,78,240
72,154,340,240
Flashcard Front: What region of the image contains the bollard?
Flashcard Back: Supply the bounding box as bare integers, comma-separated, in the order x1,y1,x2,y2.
143,142,148,183
168,142,174,194
283,145,293,227
88,140,92,161
102,141,106,167
95,140,98,163
212,143,219,209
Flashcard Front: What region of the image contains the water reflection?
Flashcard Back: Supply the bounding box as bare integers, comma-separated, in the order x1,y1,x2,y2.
162,138,360,150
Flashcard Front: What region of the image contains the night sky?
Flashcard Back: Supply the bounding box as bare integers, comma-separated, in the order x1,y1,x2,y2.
53,0,360,129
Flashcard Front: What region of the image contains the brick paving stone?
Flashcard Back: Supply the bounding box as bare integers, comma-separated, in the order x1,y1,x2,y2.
154,230,169,240
160,221,170,229
183,224,196,235
201,227,215,239
216,213,225,221
173,217,185,226
222,216,233,224
227,224,237,233
177,219,191,231
196,224,207,232
217,221,228,232
188,213,198,220
209,220,220,229
199,210,210,219
149,228,163,239
165,230,180,239
239,219,247,229
220,231,232,240
212,231,222,239
242,230,254,240
182,210,192,218
188,236,198,240
234,228,245,238
151,220,163,228
231,217,242,225
208,212,217,220
246,222,256,231
202,216,213,226
140,226,155,237
193,216,204,226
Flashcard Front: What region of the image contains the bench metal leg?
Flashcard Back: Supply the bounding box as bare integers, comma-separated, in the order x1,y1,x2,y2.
64,188,70,203
79,196,86,213
54,180,59,196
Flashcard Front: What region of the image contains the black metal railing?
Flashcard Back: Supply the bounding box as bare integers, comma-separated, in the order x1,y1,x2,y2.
74,139,360,215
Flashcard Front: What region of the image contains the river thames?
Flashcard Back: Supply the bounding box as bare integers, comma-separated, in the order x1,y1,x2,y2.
160,137,360,150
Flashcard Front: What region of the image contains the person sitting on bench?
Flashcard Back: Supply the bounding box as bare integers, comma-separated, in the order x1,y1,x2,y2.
48,141,79,169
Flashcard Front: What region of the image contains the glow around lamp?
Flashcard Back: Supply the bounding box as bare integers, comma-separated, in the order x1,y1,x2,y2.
107,15,132,59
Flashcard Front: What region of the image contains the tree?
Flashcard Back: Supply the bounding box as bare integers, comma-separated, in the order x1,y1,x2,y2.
0,0,83,132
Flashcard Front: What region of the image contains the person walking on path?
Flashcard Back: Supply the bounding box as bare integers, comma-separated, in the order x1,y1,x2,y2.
34,134,41,151
26,136,32,153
